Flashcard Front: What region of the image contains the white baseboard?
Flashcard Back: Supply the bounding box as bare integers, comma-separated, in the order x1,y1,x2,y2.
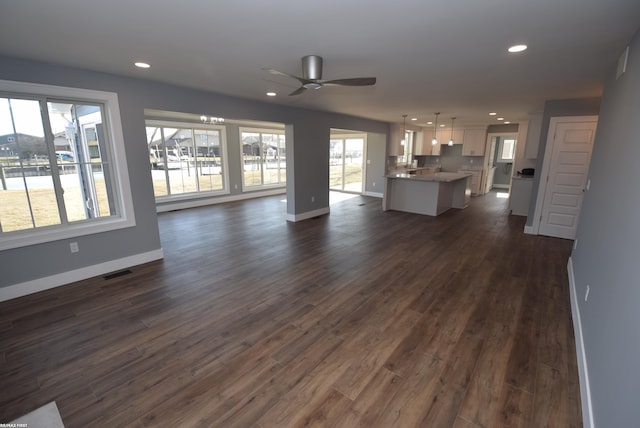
524,224,536,235
363,191,383,198
285,206,330,222
156,188,286,213
567,257,595,428
492,184,510,189
0,248,164,302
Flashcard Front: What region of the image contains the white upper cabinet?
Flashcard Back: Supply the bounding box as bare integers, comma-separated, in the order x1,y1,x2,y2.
414,130,427,155
462,128,487,156
416,128,440,156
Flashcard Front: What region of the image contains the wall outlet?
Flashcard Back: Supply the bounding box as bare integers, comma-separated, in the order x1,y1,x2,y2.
585,285,590,302
70,242,79,253
367,159,371,164
234,184,238,190
311,196,315,203
573,239,578,250
373,182,376,187
470,159,474,164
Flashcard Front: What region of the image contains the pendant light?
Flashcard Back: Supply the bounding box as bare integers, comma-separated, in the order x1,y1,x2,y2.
431,112,440,145
401,114,408,164
448,117,456,146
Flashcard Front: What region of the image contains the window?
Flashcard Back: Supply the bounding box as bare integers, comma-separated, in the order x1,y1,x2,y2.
497,137,516,163
399,130,415,165
146,121,228,199
240,128,286,189
0,80,134,250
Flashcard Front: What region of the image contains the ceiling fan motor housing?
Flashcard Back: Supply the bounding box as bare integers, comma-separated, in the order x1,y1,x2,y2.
302,55,323,80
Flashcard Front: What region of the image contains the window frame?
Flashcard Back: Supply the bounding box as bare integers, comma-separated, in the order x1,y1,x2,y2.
0,79,135,251
239,126,287,190
145,120,230,201
497,136,517,163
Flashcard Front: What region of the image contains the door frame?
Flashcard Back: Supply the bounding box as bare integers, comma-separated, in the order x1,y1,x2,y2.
329,131,367,194
527,115,598,236
481,132,518,194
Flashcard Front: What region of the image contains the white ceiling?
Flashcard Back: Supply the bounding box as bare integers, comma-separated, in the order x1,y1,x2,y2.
1,0,639,128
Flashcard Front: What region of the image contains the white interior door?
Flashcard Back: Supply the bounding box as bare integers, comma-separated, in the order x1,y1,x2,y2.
538,118,597,239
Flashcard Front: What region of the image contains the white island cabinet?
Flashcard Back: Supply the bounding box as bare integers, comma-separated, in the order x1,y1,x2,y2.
383,172,471,216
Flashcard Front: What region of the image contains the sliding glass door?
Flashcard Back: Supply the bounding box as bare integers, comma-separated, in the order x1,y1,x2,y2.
329,134,365,193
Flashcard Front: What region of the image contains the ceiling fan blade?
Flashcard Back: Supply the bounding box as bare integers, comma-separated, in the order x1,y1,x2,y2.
288,86,307,96
321,77,376,86
263,68,312,85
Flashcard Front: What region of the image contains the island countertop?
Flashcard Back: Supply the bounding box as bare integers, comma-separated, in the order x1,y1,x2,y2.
383,172,472,216
385,172,472,182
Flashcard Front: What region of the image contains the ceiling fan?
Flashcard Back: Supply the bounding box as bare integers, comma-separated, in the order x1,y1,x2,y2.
264,55,376,96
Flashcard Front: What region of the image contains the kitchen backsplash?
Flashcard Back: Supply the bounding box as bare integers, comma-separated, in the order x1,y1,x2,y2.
416,144,484,172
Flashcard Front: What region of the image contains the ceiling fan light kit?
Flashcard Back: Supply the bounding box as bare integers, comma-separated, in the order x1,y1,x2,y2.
265,55,376,96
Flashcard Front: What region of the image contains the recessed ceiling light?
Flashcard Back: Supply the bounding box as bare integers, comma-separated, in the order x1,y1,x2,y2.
134,62,151,69
427,121,433,125
508,44,528,53
411,117,418,121
440,124,446,127
489,112,497,116
266,92,277,97
504,121,511,124
497,117,505,121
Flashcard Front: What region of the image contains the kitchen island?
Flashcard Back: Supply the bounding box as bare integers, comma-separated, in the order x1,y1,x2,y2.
383,172,471,216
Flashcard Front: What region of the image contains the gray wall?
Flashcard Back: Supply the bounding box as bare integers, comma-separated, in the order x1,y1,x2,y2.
0,56,389,288
571,29,640,427
525,97,601,225
364,132,386,194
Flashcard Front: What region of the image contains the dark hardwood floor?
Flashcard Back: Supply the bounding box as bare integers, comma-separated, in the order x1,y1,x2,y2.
0,192,581,427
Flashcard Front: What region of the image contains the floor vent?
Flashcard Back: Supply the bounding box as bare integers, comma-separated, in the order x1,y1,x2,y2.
103,269,133,280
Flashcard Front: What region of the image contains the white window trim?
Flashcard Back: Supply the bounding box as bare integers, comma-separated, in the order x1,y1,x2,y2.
145,119,230,200
0,80,135,251
239,126,287,191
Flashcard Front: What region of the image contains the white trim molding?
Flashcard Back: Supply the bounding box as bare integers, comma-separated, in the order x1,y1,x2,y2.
285,206,330,222
156,188,286,213
363,191,383,198
567,257,595,428
0,248,164,302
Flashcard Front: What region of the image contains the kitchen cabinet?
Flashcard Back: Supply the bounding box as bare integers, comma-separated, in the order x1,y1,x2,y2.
420,127,440,156
462,128,487,156
459,169,482,195
509,176,533,216
414,130,428,155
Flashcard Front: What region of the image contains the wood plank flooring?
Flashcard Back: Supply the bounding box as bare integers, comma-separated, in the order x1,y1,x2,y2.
0,192,581,427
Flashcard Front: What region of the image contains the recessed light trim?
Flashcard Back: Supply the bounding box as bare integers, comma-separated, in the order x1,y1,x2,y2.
504,121,511,124
508,44,528,53
497,117,505,121
411,117,417,121
266,92,277,97
489,112,497,116
134,62,151,69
